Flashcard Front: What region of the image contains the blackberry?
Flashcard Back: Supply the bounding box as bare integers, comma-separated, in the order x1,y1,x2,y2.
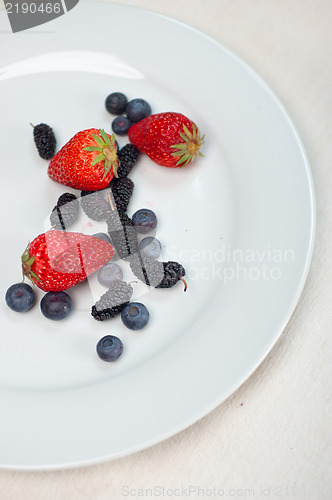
49,192,79,230
80,190,111,221
117,143,139,178
111,177,134,213
32,123,56,160
91,281,133,321
129,255,187,290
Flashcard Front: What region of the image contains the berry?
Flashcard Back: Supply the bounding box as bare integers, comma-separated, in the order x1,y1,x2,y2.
32,123,56,160
111,177,134,213
117,143,139,178
80,190,111,221
128,112,204,168
159,261,187,289
50,192,79,230
105,92,128,115
129,255,163,287
97,262,123,288
138,237,161,260
40,291,72,320
129,255,186,289
96,335,123,362
107,212,139,260
126,98,151,123
106,193,139,260
132,209,157,233
5,283,35,312
21,230,114,292
121,302,150,330
112,115,132,136
91,280,133,321
48,128,119,191
92,232,112,244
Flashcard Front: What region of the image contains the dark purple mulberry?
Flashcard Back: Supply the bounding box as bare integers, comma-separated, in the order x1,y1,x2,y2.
49,192,79,230
111,177,134,213
91,281,133,321
129,255,187,290
106,192,139,260
32,123,56,160
117,143,139,178
80,190,111,221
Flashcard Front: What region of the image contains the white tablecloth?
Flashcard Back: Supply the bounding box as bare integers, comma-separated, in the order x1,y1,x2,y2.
0,0,331,498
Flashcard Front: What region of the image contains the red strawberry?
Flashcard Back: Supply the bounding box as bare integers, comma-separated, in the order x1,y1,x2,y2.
21,230,114,292
48,128,119,190
128,112,205,168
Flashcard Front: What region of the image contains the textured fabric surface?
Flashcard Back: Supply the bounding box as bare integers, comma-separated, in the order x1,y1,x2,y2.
0,0,331,498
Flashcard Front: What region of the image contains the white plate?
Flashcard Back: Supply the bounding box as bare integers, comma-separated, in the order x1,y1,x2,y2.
0,2,315,470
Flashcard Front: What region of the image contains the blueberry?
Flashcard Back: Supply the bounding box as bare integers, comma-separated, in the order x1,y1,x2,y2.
105,92,128,115
5,283,35,312
97,262,123,288
138,237,162,260
92,232,112,244
126,98,151,123
96,335,123,361
121,302,150,330
40,291,72,320
112,115,132,136
132,208,157,233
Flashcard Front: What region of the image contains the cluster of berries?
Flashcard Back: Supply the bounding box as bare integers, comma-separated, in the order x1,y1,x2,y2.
6,90,205,362
11,230,114,320
106,92,152,136
5,283,72,320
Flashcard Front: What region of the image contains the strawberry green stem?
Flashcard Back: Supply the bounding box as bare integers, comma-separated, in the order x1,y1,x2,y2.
84,129,119,178
170,123,205,167
21,244,40,284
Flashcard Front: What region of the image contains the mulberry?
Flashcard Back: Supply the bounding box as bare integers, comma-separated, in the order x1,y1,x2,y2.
91,281,133,321
49,192,79,230
106,193,139,260
32,123,56,160
157,261,186,289
80,190,111,221
129,255,164,287
117,143,139,178
129,255,187,290
111,177,134,213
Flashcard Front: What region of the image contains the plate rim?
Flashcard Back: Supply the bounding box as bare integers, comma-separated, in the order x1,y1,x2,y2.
0,0,316,470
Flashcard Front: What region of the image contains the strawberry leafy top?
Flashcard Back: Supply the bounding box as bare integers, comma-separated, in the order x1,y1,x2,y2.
21,245,40,283
83,129,118,178
170,123,205,167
